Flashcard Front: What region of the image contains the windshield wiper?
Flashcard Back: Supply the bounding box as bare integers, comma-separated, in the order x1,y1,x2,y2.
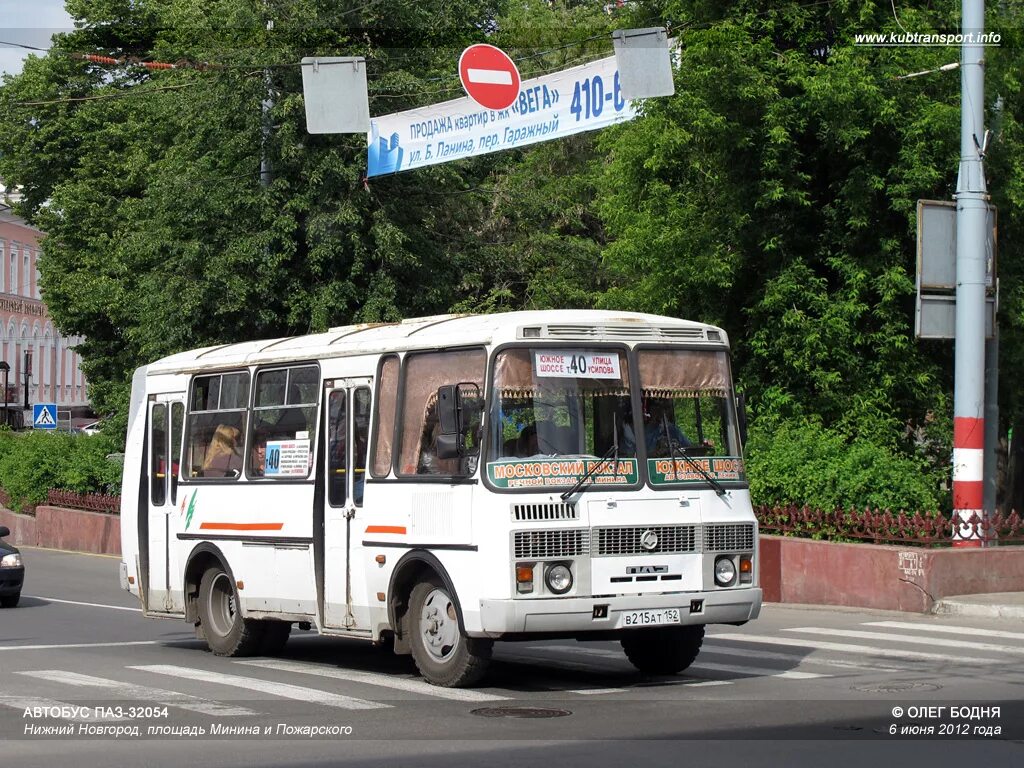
662,414,727,497
560,417,620,502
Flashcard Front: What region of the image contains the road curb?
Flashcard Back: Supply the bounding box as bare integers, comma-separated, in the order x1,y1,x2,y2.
933,598,1024,620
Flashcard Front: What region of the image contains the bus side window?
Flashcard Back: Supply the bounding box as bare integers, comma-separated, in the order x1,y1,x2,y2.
397,349,485,476
185,372,249,480
371,356,399,477
353,388,371,504
327,390,347,506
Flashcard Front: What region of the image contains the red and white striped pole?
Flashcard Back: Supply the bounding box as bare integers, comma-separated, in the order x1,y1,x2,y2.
953,417,984,546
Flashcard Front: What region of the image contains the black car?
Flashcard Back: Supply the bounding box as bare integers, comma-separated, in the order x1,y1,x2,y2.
0,526,24,608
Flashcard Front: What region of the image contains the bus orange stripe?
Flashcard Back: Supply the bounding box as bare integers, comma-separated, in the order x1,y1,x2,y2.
199,522,284,531
365,525,407,535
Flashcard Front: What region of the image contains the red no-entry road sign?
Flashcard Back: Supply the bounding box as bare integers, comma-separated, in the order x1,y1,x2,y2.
458,44,521,110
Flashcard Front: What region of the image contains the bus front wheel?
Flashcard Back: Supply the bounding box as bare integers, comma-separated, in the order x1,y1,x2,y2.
197,566,264,656
408,578,491,687
621,625,705,675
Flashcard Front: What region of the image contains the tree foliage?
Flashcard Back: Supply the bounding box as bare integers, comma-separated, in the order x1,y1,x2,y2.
2,0,1024,510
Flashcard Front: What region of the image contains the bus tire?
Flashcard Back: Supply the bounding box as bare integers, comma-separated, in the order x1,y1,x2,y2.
408,578,491,687
197,566,264,656
621,625,705,675
258,621,292,655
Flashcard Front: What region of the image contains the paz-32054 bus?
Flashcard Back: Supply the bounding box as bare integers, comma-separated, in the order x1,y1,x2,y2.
119,310,761,687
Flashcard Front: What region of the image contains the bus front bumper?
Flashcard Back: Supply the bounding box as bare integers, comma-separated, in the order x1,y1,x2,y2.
475,587,761,637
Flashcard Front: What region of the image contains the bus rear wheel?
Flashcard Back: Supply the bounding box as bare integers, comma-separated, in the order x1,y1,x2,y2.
198,566,264,656
621,625,705,675
408,578,491,687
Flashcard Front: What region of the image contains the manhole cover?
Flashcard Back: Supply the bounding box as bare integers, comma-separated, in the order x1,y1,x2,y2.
852,681,942,693
471,707,572,719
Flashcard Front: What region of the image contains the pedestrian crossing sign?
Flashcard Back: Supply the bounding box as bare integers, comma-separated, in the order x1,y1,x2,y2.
33,403,58,430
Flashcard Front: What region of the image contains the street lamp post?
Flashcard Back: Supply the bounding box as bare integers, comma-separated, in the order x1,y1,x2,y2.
23,350,31,411
0,361,9,428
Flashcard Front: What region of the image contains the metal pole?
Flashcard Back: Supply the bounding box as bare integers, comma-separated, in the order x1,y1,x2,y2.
983,329,998,544
952,0,988,546
22,349,31,411
0,362,8,428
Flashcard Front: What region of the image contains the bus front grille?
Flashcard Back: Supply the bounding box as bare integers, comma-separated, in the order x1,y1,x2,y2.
593,525,698,556
513,529,590,559
703,523,756,552
511,503,578,522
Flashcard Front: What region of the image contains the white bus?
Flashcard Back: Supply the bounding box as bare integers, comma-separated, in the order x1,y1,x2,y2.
119,310,761,687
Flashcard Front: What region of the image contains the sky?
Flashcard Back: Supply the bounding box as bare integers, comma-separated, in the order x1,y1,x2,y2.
0,0,75,77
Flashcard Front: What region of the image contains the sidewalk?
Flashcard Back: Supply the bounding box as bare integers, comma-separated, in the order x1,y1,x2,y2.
933,592,1024,620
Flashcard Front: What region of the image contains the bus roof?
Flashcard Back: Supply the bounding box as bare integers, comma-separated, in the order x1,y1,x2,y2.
144,309,728,375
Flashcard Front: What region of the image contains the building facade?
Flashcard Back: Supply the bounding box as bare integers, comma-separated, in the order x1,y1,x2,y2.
0,208,90,422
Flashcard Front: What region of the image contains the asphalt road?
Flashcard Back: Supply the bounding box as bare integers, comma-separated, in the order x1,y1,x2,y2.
1,547,1022,767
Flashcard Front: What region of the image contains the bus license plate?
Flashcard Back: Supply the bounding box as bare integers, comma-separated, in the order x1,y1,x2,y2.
619,608,681,628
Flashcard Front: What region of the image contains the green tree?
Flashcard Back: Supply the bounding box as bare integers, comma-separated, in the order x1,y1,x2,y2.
595,0,1024,505
0,0,509,434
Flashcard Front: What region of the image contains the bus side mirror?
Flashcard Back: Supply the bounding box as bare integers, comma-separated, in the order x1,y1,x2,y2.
437,385,460,436
736,391,748,447
0,526,9,538
435,432,462,460
435,383,482,461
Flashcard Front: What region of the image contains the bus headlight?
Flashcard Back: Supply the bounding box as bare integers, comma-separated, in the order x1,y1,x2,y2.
545,563,573,594
714,556,737,587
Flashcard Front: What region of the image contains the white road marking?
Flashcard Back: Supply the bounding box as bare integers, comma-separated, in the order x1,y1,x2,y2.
17,670,257,716
237,659,508,702
712,632,996,664
702,642,905,673
25,596,141,612
565,688,628,695
130,665,390,710
467,68,513,85
690,662,827,680
864,620,1024,642
784,627,1024,656
536,645,622,660
527,645,825,680
0,695,123,721
0,641,160,652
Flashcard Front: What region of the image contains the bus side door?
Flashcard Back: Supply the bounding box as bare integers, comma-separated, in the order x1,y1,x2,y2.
145,395,184,614
322,380,372,630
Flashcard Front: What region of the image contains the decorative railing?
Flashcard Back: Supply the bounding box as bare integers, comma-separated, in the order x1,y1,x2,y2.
756,505,1024,547
45,489,122,515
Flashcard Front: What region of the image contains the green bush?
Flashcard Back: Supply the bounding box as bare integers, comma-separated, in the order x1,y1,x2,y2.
746,417,946,513
0,430,122,513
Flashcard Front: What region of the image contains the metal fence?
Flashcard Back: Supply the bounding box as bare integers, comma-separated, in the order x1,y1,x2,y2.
45,489,121,515
756,505,1024,547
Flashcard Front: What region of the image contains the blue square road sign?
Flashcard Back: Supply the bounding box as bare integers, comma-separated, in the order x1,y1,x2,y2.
33,403,58,430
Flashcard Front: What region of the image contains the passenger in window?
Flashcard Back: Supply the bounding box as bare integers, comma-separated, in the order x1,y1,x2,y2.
250,434,268,477
516,424,539,456
643,399,692,456
202,425,242,477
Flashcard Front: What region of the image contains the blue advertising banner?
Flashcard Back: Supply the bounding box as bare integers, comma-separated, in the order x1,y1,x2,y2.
367,54,638,177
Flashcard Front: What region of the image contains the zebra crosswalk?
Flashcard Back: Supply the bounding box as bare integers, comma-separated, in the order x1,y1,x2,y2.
0,617,1017,716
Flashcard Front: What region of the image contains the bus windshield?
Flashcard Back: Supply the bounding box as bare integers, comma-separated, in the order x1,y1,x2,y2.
486,346,745,490
487,347,637,490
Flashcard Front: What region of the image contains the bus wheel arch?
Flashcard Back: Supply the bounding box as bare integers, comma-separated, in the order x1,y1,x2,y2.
386,551,463,656
387,551,492,687
183,543,265,656
183,543,231,629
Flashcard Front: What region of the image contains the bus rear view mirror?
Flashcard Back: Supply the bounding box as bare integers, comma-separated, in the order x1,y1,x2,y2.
435,432,462,460
437,385,459,435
